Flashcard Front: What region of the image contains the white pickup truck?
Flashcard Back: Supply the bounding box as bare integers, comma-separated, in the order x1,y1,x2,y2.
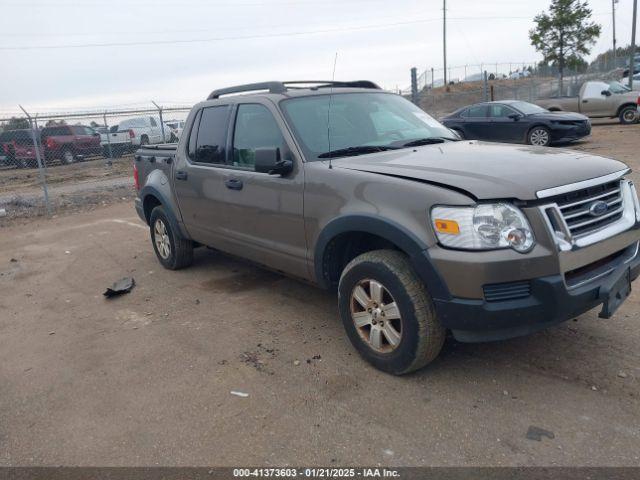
536,80,640,124
118,116,172,146
96,126,134,157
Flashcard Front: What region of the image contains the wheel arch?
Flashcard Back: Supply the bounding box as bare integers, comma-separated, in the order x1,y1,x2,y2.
616,102,638,118
139,184,190,239
314,215,450,300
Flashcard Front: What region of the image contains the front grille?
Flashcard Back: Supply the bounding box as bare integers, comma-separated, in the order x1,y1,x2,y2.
483,281,532,302
551,180,624,238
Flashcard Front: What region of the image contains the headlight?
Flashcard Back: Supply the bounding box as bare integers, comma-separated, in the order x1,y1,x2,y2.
431,203,535,252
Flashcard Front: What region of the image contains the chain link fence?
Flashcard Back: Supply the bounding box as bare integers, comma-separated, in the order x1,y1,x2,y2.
403,61,631,119
0,104,191,215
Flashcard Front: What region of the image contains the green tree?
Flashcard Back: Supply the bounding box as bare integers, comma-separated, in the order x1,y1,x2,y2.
529,0,601,92
2,117,30,130
45,119,67,126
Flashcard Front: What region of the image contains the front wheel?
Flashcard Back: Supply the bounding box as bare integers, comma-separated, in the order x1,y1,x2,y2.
149,206,194,270
338,250,445,375
528,126,551,146
619,106,638,125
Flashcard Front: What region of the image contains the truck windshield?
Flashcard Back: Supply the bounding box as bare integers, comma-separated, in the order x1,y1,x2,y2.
280,92,457,161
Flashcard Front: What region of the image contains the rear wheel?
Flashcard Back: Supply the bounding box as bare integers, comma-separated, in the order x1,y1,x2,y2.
61,148,75,165
140,135,149,146
150,206,194,270
619,105,638,125
338,250,445,375
528,126,551,146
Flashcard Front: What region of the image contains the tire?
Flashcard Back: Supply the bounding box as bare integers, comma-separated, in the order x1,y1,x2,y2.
61,148,75,165
140,135,149,146
149,206,194,270
527,126,551,146
338,250,445,375
169,133,177,143
619,105,638,125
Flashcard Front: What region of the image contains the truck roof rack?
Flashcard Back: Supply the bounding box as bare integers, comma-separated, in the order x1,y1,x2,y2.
207,80,381,100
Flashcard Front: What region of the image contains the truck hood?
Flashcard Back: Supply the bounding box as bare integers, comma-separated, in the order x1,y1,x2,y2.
331,141,628,201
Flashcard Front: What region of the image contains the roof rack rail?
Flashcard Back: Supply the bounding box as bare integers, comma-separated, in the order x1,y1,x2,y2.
207,80,381,100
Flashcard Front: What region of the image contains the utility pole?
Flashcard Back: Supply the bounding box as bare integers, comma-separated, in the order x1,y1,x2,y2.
630,0,638,89
613,0,619,67
443,0,447,88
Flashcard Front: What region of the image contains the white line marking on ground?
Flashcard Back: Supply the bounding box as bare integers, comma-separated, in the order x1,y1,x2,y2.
110,219,148,230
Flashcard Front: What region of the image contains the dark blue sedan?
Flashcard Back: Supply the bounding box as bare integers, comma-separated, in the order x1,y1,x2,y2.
440,100,591,147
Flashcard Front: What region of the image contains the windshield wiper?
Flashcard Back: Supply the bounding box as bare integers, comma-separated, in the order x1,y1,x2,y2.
400,137,457,147
317,145,398,159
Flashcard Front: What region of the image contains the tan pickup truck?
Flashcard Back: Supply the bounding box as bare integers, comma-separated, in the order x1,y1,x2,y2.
536,80,639,124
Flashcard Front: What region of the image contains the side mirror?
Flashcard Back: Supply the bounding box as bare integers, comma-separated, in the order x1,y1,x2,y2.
254,147,292,175
601,90,612,96
508,113,522,121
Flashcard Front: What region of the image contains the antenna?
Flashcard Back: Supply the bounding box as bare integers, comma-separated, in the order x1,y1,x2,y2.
327,52,338,169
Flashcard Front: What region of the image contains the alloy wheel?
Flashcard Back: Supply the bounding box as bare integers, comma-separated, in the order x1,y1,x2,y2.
623,108,637,123
154,219,171,260
530,128,549,146
350,279,402,353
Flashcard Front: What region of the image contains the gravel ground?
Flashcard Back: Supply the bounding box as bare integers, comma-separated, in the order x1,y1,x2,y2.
0,123,639,467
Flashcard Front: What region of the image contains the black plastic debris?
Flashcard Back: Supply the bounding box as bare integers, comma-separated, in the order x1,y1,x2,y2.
103,277,135,298
526,425,555,441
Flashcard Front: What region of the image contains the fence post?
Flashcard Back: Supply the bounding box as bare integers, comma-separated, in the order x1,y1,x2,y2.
19,105,51,216
152,101,165,142
103,111,113,161
410,67,419,105
483,71,488,101
431,68,434,89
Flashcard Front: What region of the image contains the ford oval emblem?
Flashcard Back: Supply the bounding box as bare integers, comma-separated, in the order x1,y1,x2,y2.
589,200,608,217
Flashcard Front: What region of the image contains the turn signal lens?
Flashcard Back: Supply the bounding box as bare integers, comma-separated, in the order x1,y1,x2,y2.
434,219,460,235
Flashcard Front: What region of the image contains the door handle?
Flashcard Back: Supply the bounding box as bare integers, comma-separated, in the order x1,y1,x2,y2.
175,170,188,180
225,178,243,190
582,100,588,103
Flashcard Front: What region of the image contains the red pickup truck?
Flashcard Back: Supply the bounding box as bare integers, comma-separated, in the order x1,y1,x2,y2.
0,129,43,168
40,125,102,164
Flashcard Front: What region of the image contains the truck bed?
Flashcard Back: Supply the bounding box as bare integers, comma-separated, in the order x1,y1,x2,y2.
135,145,177,187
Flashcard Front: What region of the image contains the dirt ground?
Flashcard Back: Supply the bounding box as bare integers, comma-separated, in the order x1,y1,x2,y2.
1,123,640,466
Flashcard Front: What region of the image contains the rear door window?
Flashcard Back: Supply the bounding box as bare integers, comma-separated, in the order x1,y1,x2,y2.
463,105,488,118
43,126,70,136
192,106,230,164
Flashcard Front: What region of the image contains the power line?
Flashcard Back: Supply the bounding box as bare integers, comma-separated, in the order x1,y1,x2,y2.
0,16,542,50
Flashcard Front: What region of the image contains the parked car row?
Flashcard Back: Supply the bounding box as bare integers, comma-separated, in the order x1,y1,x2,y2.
0,115,181,169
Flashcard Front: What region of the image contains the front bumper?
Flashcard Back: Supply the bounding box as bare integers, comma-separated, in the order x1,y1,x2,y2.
550,122,591,143
433,246,639,342
422,177,640,342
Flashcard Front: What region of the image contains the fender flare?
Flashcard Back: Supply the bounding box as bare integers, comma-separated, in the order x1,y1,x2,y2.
616,102,638,118
313,214,450,300
139,185,190,239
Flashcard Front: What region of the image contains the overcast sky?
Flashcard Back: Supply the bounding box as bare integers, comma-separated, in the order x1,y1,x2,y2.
0,0,637,116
